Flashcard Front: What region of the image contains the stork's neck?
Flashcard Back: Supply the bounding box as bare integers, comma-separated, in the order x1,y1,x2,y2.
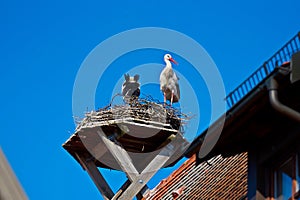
164,59,172,68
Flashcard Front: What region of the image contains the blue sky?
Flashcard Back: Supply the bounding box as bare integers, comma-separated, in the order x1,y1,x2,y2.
0,0,299,199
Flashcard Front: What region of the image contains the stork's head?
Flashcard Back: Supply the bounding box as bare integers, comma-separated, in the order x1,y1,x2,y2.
164,54,178,65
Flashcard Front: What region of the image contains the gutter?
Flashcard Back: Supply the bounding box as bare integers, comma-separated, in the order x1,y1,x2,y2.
268,78,300,123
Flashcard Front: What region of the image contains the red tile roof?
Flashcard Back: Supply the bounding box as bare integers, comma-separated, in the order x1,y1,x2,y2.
144,152,248,199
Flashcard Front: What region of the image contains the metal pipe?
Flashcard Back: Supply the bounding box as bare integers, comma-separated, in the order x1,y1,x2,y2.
268,78,300,123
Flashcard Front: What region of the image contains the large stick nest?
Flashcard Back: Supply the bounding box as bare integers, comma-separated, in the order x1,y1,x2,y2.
76,96,191,132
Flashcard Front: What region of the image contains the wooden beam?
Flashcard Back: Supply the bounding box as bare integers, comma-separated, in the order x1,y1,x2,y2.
136,185,149,200
97,129,181,200
91,142,108,160
111,180,131,200
75,153,114,200
83,119,178,133
97,130,139,181
118,142,178,200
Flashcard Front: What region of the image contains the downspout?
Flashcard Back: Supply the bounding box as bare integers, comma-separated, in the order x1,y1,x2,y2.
268,78,300,123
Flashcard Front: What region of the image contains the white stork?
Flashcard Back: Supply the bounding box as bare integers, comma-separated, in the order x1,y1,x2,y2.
160,54,180,105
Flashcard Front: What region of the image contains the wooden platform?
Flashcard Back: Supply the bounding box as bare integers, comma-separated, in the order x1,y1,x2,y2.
62,100,190,199
62,117,189,199
63,117,189,171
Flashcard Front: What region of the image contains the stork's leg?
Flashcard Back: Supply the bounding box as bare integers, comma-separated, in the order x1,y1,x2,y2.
170,90,174,106
164,92,167,105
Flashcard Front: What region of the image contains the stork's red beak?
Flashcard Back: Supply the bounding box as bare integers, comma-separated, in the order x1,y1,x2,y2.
169,58,178,65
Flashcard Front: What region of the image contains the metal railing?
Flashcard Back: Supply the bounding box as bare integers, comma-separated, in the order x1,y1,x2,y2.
226,32,300,109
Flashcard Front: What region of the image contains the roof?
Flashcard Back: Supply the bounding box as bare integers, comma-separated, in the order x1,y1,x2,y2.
144,152,248,199
0,148,28,200
185,61,300,166
185,32,300,162
146,31,300,200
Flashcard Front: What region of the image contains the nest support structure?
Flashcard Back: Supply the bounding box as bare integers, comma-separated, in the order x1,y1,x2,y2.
63,98,190,200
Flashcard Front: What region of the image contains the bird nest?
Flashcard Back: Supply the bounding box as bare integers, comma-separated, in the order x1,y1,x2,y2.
76,97,190,132
74,96,191,153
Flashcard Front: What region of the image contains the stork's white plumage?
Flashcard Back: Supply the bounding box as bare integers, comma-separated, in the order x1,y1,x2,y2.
160,54,180,105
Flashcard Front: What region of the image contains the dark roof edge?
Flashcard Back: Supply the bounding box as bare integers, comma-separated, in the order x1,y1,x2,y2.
184,30,300,161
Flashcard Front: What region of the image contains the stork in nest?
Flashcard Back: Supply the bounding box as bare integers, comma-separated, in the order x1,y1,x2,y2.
160,54,180,105
122,74,140,104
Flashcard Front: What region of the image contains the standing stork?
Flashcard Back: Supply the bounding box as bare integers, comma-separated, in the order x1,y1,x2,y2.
160,54,180,105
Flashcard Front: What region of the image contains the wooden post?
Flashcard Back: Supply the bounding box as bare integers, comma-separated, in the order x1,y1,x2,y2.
136,185,149,200
97,130,139,181
117,142,177,200
97,130,180,200
111,180,132,200
75,153,114,200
